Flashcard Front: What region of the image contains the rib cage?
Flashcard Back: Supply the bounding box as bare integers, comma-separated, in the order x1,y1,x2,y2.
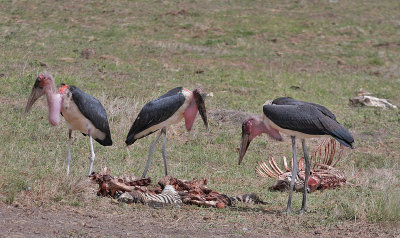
310,137,345,169
255,138,348,192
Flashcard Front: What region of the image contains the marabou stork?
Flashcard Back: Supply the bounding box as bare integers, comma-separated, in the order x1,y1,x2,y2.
125,87,208,178
238,97,354,213
25,73,112,176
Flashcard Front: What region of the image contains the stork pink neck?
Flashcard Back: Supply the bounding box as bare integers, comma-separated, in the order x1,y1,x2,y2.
248,118,283,141
183,93,198,131
43,88,62,126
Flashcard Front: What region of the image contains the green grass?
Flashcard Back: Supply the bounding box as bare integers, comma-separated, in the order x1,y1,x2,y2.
0,0,400,234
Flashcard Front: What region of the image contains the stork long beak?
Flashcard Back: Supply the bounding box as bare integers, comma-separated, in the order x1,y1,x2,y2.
194,89,208,130
25,80,44,114
238,130,251,165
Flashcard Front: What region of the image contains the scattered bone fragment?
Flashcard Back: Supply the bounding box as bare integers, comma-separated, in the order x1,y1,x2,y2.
349,95,397,109
350,89,397,109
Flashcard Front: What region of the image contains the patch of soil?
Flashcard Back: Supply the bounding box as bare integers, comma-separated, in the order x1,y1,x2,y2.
0,202,397,238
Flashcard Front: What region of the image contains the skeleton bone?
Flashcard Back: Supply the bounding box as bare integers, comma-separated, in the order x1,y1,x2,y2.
256,138,349,192
92,169,268,208
270,157,284,175
283,156,290,172
350,95,397,109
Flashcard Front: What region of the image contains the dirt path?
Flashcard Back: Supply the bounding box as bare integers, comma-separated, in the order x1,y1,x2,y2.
0,203,277,238
0,204,226,237
1,202,397,238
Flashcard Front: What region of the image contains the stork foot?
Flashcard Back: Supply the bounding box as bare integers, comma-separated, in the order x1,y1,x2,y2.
296,208,307,215
282,208,291,215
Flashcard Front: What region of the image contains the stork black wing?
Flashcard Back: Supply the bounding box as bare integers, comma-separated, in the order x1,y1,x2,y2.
158,87,183,99
263,104,354,148
69,86,112,146
272,97,337,121
125,87,186,145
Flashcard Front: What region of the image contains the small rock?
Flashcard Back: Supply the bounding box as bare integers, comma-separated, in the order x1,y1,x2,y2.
39,61,47,67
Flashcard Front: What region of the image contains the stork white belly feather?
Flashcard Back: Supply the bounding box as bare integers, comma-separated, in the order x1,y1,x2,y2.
61,97,106,140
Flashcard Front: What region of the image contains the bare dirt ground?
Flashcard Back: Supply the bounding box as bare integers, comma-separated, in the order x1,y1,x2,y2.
0,201,397,238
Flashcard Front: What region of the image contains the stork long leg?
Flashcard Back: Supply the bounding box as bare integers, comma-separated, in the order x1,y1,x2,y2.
88,130,96,176
300,139,311,213
161,127,168,176
66,129,72,176
142,130,163,178
286,136,298,213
